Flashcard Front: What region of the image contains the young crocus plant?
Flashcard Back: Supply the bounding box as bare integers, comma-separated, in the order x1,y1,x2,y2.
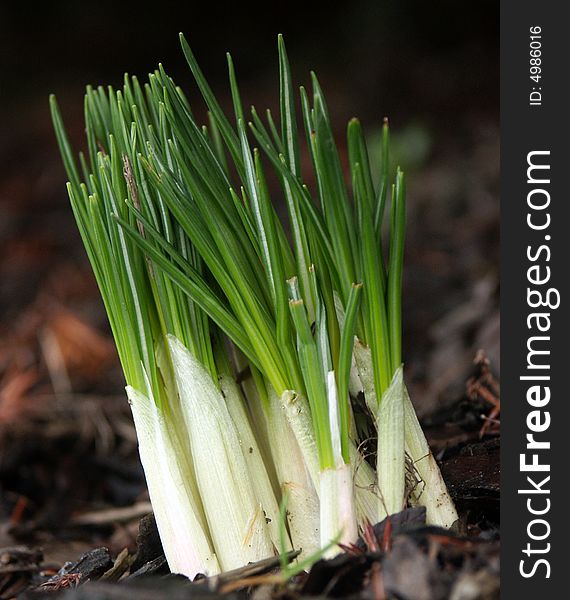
51,32,457,577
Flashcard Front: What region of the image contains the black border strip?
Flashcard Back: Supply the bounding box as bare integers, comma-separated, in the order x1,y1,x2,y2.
501,1,567,595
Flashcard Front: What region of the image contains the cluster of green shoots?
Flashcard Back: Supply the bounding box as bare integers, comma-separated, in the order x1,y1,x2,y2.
51,34,457,578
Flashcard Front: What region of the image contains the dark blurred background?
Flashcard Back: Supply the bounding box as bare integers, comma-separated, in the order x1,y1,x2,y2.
0,0,499,564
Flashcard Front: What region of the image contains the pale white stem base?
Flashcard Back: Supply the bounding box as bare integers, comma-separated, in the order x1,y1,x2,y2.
403,386,458,528
350,442,380,527
376,367,406,520
220,375,286,551
353,340,458,528
127,385,220,578
267,388,320,558
280,390,320,493
168,336,274,571
319,464,358,557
